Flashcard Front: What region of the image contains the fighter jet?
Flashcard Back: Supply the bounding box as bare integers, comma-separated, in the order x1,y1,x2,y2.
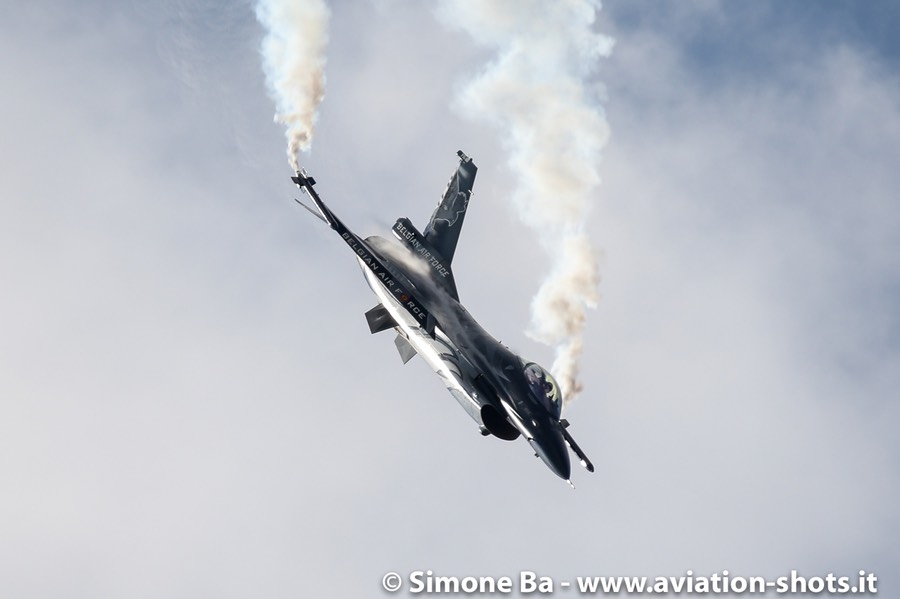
293,151,594,484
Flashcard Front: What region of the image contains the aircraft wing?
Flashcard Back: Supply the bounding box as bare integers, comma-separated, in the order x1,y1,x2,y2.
423,150,477,265
292,172,434,328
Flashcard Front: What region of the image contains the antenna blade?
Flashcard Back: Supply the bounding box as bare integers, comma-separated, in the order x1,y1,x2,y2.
294,198,328,224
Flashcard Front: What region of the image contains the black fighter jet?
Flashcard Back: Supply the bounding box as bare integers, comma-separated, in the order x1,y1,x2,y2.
293,151,594,485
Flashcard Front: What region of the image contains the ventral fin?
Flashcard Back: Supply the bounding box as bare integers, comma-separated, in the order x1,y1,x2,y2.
394,334,417,364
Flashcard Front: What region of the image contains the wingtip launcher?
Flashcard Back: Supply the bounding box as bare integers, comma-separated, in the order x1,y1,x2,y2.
291,170,333,227
291,170,316,188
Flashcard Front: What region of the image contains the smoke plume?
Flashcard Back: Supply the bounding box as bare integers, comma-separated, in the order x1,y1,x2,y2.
437,0,613,405
255,0,330,171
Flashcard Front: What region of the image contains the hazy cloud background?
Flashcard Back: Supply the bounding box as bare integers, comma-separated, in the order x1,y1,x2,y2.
1,1,897,597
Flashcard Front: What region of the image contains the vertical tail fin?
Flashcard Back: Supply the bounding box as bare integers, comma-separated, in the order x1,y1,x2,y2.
422,150,478,264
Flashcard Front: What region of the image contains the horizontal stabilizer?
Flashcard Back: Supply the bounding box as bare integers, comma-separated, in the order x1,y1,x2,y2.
365,304,397,334
394,334,417,364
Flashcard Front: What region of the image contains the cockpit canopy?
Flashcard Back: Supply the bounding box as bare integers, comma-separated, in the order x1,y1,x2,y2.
522,360,562,418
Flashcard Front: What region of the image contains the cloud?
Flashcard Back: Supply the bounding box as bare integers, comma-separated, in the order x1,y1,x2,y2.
589,7,900,583
1,1,898,597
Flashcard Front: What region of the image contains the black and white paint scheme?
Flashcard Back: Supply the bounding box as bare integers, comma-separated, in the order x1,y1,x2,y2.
3,2,899,597
294,151,593,485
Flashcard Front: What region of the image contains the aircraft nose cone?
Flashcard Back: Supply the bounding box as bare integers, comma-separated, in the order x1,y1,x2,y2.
533,430,571,480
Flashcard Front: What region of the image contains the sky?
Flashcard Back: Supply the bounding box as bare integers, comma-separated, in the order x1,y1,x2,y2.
1,1,898,597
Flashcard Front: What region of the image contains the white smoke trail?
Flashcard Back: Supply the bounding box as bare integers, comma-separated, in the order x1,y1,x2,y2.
436,0,613,405
255,0,330,171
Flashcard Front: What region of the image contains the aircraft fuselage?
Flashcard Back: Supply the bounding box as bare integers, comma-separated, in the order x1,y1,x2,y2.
292,152,593,484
